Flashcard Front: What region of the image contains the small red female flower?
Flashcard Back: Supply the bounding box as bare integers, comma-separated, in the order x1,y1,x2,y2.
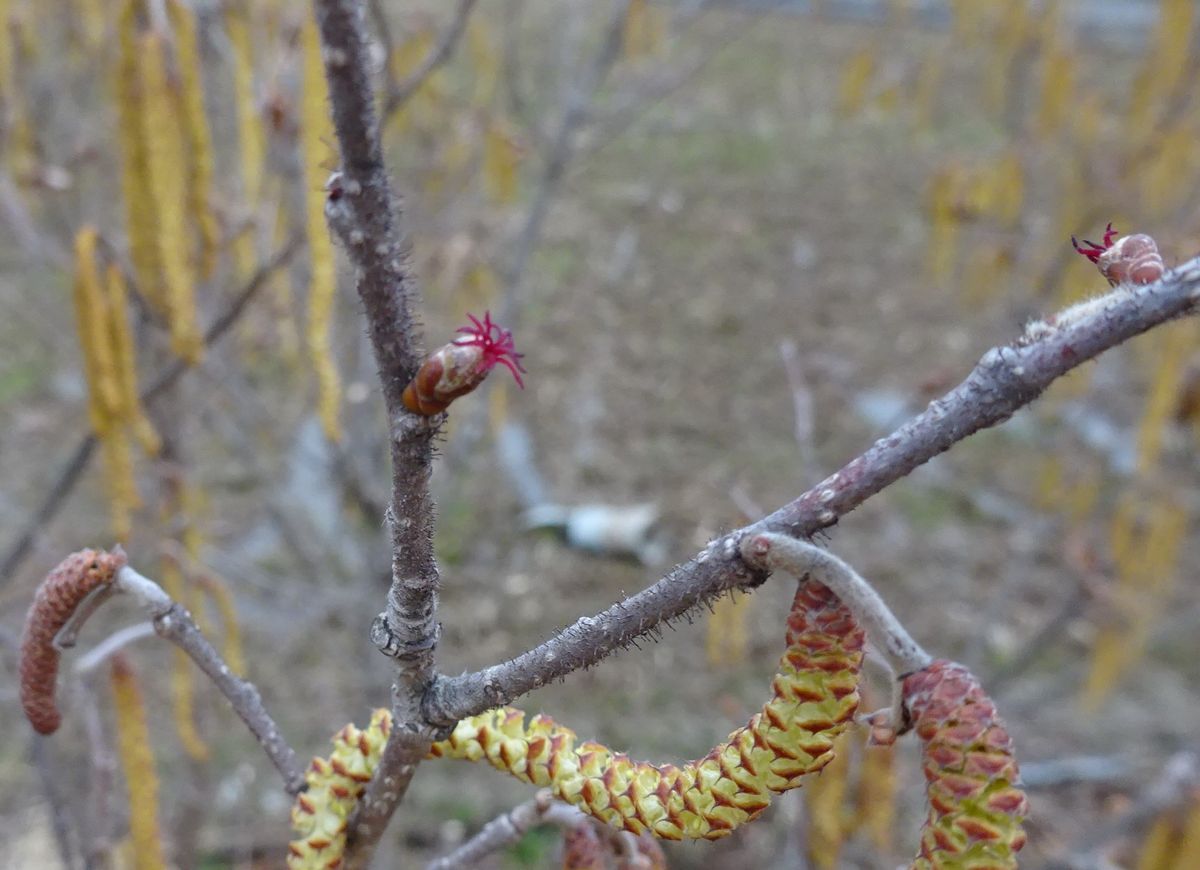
1072,223,1164,286
401,310,526,416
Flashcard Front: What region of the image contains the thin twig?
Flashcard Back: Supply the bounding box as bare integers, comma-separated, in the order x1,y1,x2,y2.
311,0,442,862
114,565,307,794
426,791,585,870
382,0,480,118
0,237,303,589
423,260,1200,725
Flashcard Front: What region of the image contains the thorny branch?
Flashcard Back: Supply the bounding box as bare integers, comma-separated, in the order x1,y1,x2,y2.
0,237,303,589
310,0,442,861
422,259,1200,725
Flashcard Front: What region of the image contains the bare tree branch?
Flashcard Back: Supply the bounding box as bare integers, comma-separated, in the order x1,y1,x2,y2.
423,261,1200,725
0,237,303,589
113,565,307,795
381,0,480,119
426,791,586,870
310,0,443,861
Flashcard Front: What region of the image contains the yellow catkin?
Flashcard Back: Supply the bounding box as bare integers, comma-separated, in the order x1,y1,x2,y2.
1171,799,1200,870
467,18,499,105
115,0,163,310
854,742,896,853
1137,816,1178,870
197,572,246,677
228,0,265,285
104,264,161,456
101,429,138,541
73,228,123,434
1127,0,1193,135
167,0,220,280
623,0,665,60
161,558,210,761
74,0,106,49
925,165,964,285
1035,41,1076,139
387,28,439,133
300,17,342,442
992,151,1023,227
482,117,523,204
985,0,1029,117
837,47,875,118
805,730,854,869
1135,321,1198,475
110,654,167,870
705,593,750,667
140,30,204,363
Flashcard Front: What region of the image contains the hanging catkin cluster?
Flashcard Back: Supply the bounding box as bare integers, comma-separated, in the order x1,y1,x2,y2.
430,579,865,840
115,0,214,365
72,228,160,539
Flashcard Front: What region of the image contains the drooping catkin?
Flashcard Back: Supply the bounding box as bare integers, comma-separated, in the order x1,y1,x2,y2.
197,571,245,677
227,0,265,281
140,29,204,363
1035,39,1076,138
167,0,220,280
104,263,161,456
482,117,522,204
804,730,854,869
73,227,123,434
299,17,342,441
115,0,163,310
110,653,168,870
854,741,897,853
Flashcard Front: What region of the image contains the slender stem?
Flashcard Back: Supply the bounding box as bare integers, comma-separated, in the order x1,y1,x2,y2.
382,0,480,118
310,0,442,861
423,259,1200,724
425,792,586,870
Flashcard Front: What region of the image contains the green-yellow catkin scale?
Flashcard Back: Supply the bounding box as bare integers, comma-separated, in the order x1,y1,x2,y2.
1035,40,1076,139
837,47,875,118
287,709,393,869
140,31,204,363
198,571,246,677
167,0,220,280
431,580,864,840
160,558,210,761
804,730,854,869
110,654,168,870
299,17,342,442
115,0,163,310
104,263,161,456
73,228,123,435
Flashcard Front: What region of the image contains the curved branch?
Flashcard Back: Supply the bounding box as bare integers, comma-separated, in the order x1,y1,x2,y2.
423,259,1200,725
381,0,480,119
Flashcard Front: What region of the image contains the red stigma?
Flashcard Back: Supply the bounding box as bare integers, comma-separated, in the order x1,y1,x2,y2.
453,310,526,388
1071,222,1118,263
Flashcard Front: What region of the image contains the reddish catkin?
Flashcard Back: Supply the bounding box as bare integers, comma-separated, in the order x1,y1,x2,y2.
903,659,1027,870
19,548,128,734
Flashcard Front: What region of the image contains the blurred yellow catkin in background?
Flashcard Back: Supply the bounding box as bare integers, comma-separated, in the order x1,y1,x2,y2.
111,654,168,870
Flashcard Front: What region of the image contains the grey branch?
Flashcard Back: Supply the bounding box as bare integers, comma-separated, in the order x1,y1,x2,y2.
311,0,442,862
423,258,1200,725
0,236,302,589
426,791,586,870
114,565,307,794
382,0,480,118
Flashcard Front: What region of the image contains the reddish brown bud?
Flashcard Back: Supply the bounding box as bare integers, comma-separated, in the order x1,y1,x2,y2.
401,311,525,416
1096,233,1164,287
19,548,128,734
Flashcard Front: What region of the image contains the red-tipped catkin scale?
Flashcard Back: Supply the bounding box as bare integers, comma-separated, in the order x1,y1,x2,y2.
401,341,490,415
1096,233,1164,287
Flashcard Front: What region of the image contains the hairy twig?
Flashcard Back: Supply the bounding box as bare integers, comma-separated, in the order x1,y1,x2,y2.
381,0,480,118
423,259,1200,725
425,791,585,870
0,237,303,589
311,0,442,861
